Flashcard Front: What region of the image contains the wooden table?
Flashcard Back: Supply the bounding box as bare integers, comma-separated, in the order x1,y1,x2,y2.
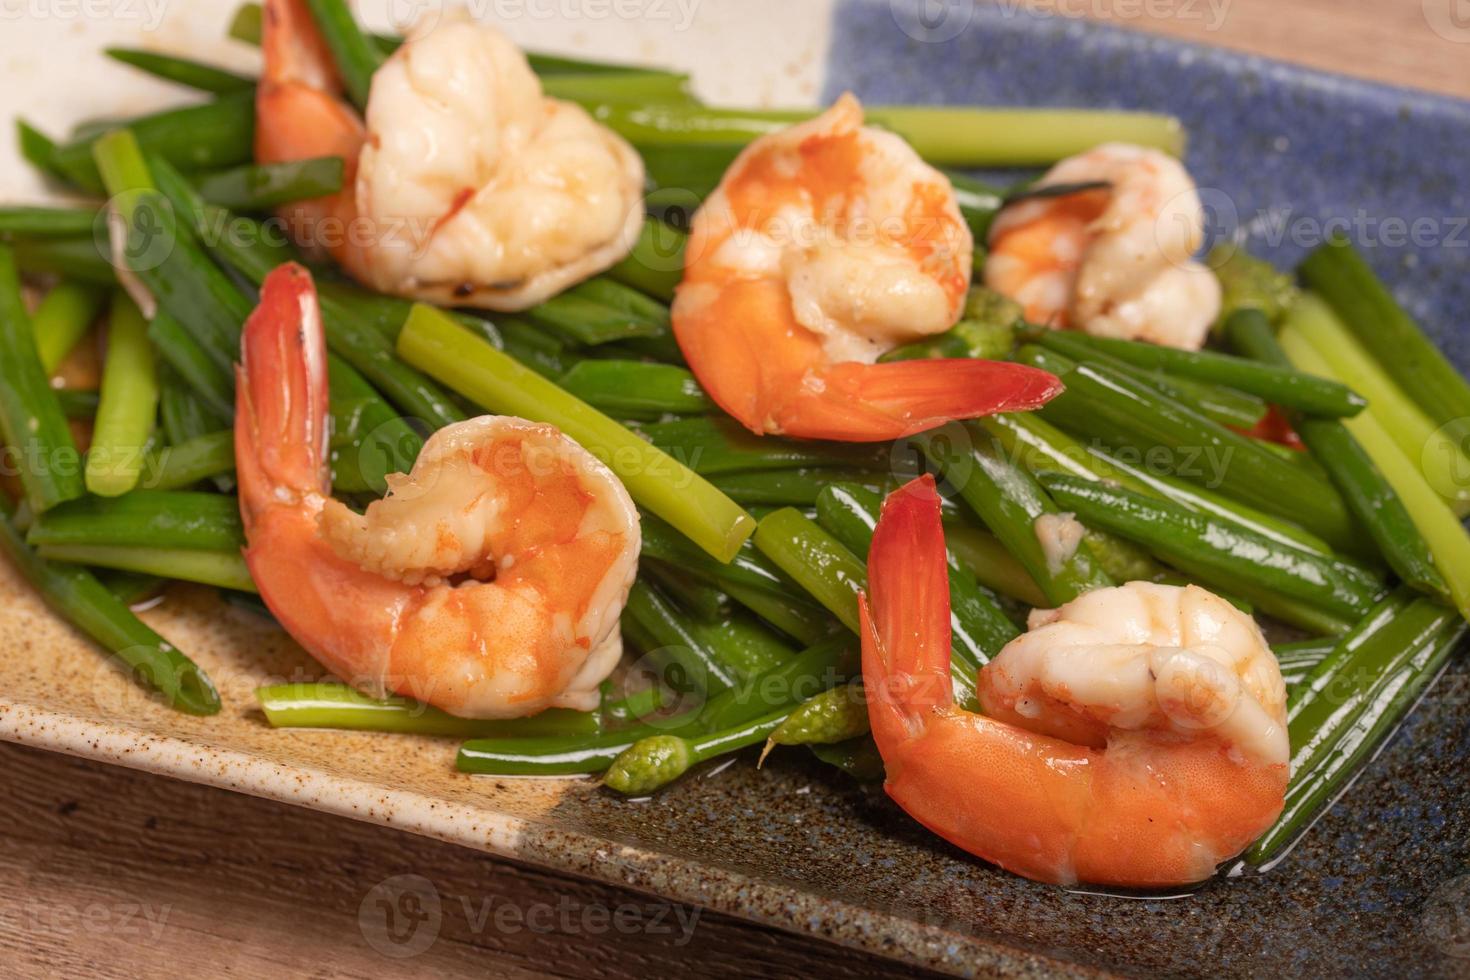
5,3,1466,978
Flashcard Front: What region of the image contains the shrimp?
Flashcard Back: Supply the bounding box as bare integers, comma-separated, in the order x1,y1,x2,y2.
256,0,644,310
984,143,1222,350
860,476,1289,887
236,263,640,718
671,94,1065,443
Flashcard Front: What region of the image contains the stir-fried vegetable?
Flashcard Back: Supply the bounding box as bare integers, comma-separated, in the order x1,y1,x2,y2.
0,5,1466,884
0,245,84,513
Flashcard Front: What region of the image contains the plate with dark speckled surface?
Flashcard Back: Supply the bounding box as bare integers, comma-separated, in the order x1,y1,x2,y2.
2,2,1468,977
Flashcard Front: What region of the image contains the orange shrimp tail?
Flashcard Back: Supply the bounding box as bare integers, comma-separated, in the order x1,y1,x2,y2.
257,0,363,163
860,475,956,735
789,359,1064,443
256,0,366,264
675,278,1064,442
861,489,1096,883
235,262,331,516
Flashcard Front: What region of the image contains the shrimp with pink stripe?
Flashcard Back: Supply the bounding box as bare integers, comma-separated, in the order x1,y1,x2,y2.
255,0,644,310
860,476,1289,887
236,264,640,718
985,143,1221,350
672,94,1064,443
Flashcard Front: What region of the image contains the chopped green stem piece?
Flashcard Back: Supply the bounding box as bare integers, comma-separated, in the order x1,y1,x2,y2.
192,157,345,210
54,389,99,420
643,559,729,621
1059,323,1365,419
606,216,686,301
591,102,1184,165
626,580,739,695
542,71,696,106
28,490,243,552
920,422,1112,606
880,318,1018,363
979,412,1333,557
36,544,256,592
753,508,866,633
32,281,106,374
256,683,600,738
558,360,711,418
941,522,1049,609
1300,236,1470,454
1279,326,1470,622
1230,311,1447,600
457,725,673,777
105,47,255,93
126,193,255,373
600,684,666,727
17,119,61,174
1040,473,1383,622
0,206,98,237
1017,344,1359,552
140,430,235,491
86,293,160,496
634,415,887,476
148,312,236,421
1249,595,1458,863
13,236,117,284
529,284,670,347
720,581,838,648
1160,553,1357,635
695,636,857,733
325,355,423,493
0,245,84,512
51,91,255,192
304,0,383,111
98,569,167,607
1209,245,1298,328
398,305,754,561
710,468,889,508
1035,329,1267,429
1284,293,1470,515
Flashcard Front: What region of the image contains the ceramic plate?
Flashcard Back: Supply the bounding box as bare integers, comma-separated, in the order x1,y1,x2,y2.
3,2,1469,975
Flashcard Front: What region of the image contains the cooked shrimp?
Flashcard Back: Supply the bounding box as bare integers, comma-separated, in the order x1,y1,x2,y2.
256,0,644,310
860,476,1288,888
672,94,1064,443
236,264,640,718
984,143,1222,350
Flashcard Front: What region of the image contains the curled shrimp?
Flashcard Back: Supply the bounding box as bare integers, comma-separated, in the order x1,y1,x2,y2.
236,264,640,718
984,143,1222,350
860,476,1288,887
256,0,644,310
672,94,1064,443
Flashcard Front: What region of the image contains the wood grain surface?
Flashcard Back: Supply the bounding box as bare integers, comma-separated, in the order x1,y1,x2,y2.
4,2,1465,979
